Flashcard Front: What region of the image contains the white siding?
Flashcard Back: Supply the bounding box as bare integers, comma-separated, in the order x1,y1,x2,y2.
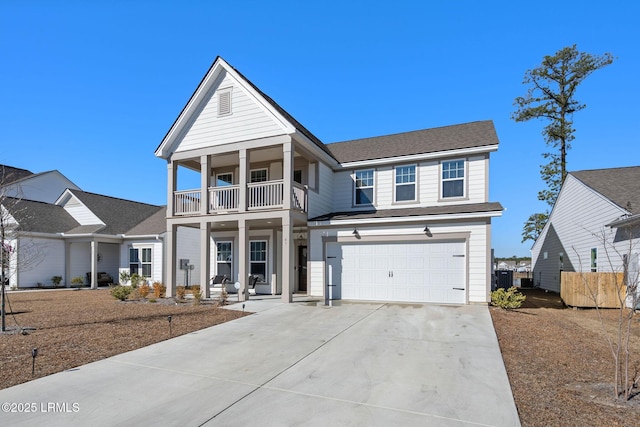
4,171,80,204
62,197,103,225
532,175,627,292
177,71,286,153
14,237,65,288
307,161,334,218
330,155,489,213
69,242,91,284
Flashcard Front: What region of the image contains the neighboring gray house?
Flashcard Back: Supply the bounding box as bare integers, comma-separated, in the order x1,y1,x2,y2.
1,165,169,288
155,56,503,304
531,166,640,293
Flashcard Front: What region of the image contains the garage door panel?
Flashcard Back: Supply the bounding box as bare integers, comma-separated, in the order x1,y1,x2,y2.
331,241,466,304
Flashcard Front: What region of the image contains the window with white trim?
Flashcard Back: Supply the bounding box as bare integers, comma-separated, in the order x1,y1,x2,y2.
250,240,267,281
250,168,268,183
591,248,597,272
129,247,152,278
216,173,233,187
395,165,416,202
442,160,465,198
354,169,374,205
216,241,232,279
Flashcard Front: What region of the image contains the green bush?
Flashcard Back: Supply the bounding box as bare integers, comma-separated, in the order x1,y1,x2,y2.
491,286,526,309
71,276,85,287
130,273,143,289
110,285,133,301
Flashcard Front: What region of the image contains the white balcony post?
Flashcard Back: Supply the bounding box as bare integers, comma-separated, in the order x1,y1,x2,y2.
167,161,176,216
239,149,248,212
282,213,293,303
283,142,293,210
238,218,249,301
200,221,211,298
90,241,98,289
200,155,210,215
165,223,177,298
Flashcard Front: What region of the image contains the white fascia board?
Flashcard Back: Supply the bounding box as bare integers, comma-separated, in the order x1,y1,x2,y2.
309,210,503,227
336,144,499,169
121,234,164,240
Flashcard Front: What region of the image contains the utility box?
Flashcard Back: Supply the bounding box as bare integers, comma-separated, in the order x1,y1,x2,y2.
497,270,513,289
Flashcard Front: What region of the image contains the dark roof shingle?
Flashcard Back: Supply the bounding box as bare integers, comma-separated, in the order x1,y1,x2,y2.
326,120,499,163
2,198,80,233
0,165,33,184
571,166,640,213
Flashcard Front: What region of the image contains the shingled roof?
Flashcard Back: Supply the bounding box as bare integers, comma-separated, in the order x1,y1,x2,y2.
68,190,165,235
2,197,80,233
0,165,33,185
326,120,499,163
571,166,640,214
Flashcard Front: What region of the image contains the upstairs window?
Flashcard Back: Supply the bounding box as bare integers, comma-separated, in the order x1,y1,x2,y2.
591,248,597,272
217,88,232,116
250,168,268,183
395,165,416,202
354,169,374,205
442,160,465,198
216,173,233,187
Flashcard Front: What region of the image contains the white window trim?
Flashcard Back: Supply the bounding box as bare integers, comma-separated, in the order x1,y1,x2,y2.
394,164,417,203
440,159,466,200
250,168,268,183
216,241,233,277
249,240,268,281
216,172,233,186
129,246,153,278
353,169,375,206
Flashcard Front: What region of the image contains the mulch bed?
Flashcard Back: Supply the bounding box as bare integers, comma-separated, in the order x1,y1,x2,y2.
490,287,640,426
0,289,247,390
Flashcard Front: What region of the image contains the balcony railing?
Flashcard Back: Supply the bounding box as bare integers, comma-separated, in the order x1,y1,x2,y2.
209,185,239,212
173,180,307,216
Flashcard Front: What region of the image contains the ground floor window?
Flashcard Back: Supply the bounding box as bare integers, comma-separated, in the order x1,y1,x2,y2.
250,240,267,281
216,241,232,278
130,247,152,277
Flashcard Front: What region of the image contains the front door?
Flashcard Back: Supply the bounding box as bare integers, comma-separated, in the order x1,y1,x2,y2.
298,246,307,292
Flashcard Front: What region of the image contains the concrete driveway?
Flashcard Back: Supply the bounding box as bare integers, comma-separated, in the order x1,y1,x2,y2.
0,298,520,426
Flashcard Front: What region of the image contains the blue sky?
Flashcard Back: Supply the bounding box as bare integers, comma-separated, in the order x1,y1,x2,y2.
2,1,638,257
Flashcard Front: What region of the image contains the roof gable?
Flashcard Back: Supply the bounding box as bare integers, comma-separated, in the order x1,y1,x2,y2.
2,197,80,234
326,120,499,164
571,166,640,214
156,57,315,159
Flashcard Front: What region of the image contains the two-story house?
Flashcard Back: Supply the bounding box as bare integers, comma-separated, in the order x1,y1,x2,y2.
155,57,503,304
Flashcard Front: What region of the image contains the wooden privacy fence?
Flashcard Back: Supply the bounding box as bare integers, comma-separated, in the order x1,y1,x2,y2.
561,272,625,308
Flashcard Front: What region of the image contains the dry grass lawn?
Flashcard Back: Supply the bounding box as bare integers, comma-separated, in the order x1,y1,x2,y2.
0,288,247,390
491,288,640,427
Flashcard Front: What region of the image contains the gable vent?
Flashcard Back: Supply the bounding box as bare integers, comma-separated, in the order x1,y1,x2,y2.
217,89,232,116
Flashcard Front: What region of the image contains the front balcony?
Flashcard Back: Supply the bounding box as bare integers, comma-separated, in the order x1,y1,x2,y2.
174,181,307,216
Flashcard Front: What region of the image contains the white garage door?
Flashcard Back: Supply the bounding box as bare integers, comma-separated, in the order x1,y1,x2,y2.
327,240,466,304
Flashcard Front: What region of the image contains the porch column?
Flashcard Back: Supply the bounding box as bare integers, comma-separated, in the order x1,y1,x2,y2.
283,141,293,210
281,213,293,303
165,222,177,297
238,218,249,301
64,241,71,287
200,155,210,215
200,221,211,298
239,149,248,212
167,161,176,217
90,241,98,289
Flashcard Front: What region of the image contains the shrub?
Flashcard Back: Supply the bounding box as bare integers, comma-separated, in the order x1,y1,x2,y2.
153,282,166,298
191,285,202,305
110,285,133,301
176,286,186,300
130,273,143,289
51,276,63,287
119,270,131,285
137,283,150,299
71,276,85,288
491,286,526,309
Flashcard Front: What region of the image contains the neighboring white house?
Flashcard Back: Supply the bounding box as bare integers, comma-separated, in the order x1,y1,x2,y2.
0,165,174,288
531,166,640,293
155,56,503,304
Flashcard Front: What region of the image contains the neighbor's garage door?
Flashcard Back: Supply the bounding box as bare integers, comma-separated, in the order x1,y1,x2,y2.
327,240,466,304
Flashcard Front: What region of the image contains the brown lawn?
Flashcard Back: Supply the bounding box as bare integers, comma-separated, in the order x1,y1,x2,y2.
0,288,247,390
491,288,640,427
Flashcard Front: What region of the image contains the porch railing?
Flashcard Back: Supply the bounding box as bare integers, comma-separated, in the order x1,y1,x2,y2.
209,185,239,212
248,180,284,209
174,190,201,215
173,180,307,216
